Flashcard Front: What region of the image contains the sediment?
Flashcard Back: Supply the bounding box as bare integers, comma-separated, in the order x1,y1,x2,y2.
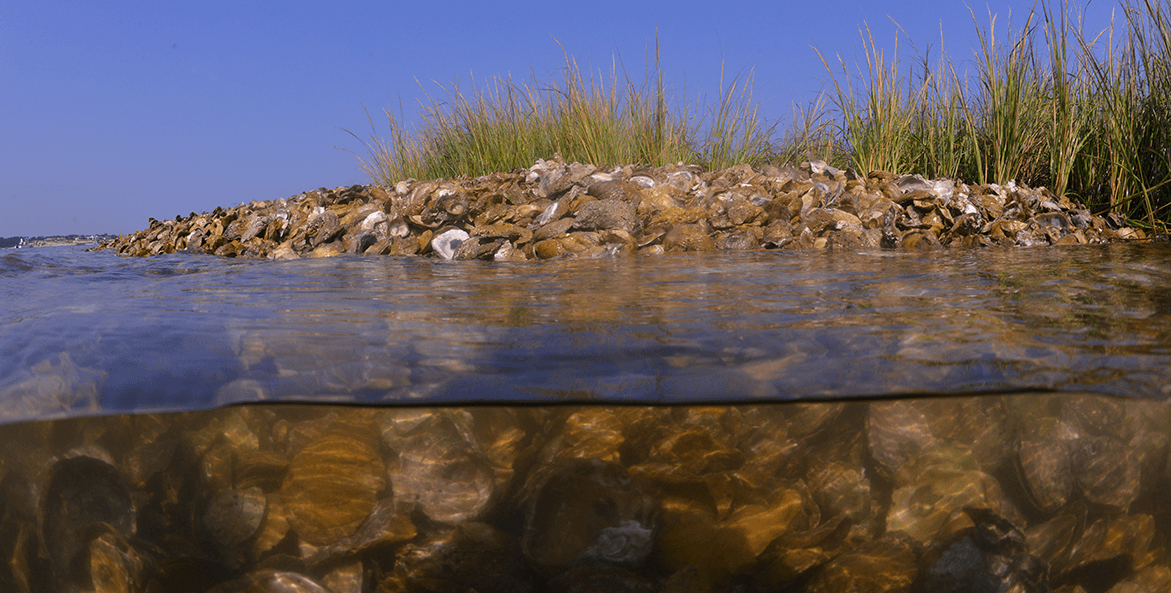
95,157,1148,260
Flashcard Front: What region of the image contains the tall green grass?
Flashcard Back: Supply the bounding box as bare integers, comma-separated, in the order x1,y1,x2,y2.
347,2,1171,229
818,0,1171,230
346,37,775,183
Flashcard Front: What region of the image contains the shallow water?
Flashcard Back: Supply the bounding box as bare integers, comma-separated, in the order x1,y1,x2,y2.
4,244,1171,592
1,243,1170,423
2,241,1171,421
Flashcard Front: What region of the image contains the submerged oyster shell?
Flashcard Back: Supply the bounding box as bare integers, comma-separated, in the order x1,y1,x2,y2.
281,423,385,545
383,410,497,524
380,521,536,593
40,455,137,590
805,535,920,593
0,394,1166,593
521,458,657,573
208,570,334,593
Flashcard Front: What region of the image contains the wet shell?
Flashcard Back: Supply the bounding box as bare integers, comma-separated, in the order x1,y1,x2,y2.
805,535,919,593
202,487,267,568
1069,435,1140,510
1017,437,1073,512
381,521,536,593
384,411,497,524
208,570,334,593
40,455,137,589
522,458,657,573
280,424,385,545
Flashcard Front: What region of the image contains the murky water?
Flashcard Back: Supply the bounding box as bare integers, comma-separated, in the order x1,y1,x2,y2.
3,243,1171,592
3,243,1171,423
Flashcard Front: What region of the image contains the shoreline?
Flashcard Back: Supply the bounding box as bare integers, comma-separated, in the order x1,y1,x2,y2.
95,158,1148,262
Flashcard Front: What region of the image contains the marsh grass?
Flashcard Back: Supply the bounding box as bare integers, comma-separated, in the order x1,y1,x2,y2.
347,2,1171,229
818,0,1171,229
346,37,773,183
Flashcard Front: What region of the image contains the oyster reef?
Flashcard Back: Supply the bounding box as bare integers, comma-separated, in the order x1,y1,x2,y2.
1,393,1169,593
95,157,1145,261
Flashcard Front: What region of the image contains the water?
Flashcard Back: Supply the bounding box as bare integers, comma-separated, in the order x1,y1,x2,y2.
4,243,1171,592
2,243,1170,423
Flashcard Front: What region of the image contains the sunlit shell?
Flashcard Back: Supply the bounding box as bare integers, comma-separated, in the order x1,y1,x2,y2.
306,498,415,567
804,535,919,593
868,400,936,475
1069,435,1140,510
723,481,818,557
807,460,872,523
208,570,334,593
1017,437,1073,512
1065,513,1156,575
384,411,497,524
86,527,145,593
280,424,385,545
1025,505,1082,576
886,450,1007,544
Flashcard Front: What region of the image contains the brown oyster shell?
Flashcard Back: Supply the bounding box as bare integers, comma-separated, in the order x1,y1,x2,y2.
521,458,657,573
280,423,385,545
383,410,497,524
208,570,334,593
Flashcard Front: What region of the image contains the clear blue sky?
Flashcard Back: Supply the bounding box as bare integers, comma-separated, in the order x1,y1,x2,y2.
1,1,1119,237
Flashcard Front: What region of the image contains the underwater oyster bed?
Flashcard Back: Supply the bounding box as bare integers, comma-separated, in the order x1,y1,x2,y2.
96,157,1147,260
1,393,1169,593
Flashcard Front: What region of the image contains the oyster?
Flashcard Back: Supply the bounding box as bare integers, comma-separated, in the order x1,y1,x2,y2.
99,154,1144,261
202,486,266,568
379,521,536,593
521,458,657,574
805,535,920,593
383,410,497,524
0,395,1167,592
914,508,1048,593
207,571,334,593
280,422,385,545
40,455,137,591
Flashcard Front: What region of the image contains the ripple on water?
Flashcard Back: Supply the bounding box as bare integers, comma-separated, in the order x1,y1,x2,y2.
1,243,1171,422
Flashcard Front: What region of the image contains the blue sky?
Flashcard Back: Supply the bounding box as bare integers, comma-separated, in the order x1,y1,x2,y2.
1,1,1119,237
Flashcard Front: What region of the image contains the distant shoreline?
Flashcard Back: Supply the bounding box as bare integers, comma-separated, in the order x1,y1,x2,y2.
0,234,117,249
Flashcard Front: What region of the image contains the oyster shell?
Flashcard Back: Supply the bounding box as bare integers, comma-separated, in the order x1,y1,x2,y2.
383,410,497,524
0,395,1166,592
40,455,137,590
280,423,385,545
208,570,334,593
805,535,920,593
521,458,657,574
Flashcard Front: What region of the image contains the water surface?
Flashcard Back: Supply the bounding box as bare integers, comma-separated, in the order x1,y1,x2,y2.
2,243,1170,424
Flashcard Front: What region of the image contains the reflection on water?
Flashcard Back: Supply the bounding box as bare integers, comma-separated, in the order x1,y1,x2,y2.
2,244,1171,423
0,394,1167,592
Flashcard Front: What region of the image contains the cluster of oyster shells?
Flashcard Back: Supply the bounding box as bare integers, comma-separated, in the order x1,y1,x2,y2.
96,157,1146,260
0,392,1167,593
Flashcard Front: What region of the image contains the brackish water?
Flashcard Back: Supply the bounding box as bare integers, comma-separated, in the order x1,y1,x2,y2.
4,243,1171,593
2,243,1170,423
